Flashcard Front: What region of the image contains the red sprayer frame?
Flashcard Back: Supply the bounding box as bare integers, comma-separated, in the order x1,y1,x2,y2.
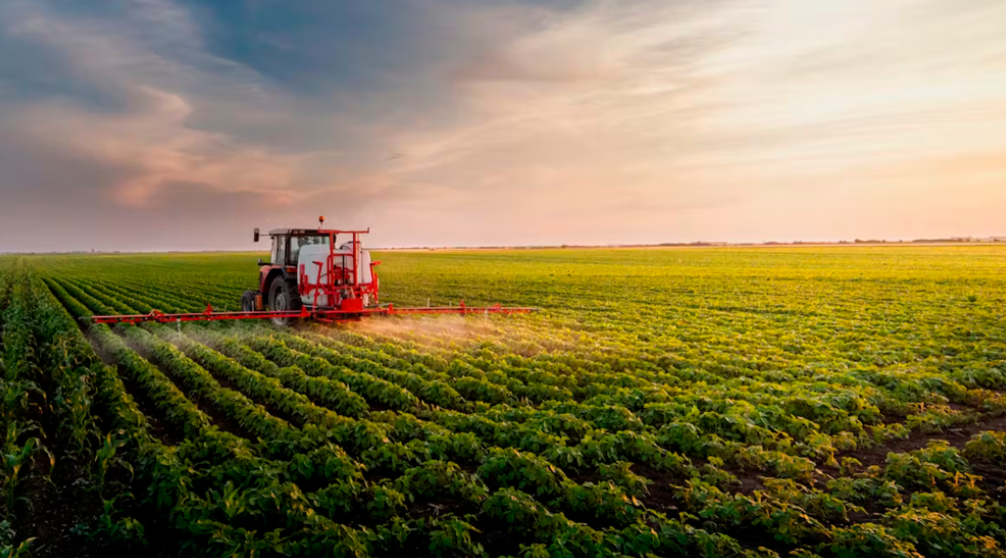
90,226,536,325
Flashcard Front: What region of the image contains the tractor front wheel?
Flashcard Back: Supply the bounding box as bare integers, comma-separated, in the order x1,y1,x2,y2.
240,290,258,313
269,279,302,327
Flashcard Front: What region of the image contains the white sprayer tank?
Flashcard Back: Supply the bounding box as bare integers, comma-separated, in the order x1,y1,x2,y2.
297,242,372,307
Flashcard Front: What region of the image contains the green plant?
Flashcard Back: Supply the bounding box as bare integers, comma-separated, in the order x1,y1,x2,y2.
0,519,33,558
93,430,133,492
825,523,924,558
366,483,407,521
1,422,52,515
964,431,1006,464
596,461,653,497
70,494,146,549
428,517,485,557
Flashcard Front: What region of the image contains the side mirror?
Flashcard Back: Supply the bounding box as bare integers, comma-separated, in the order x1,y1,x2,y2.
257,258,264,266
253,228,260,243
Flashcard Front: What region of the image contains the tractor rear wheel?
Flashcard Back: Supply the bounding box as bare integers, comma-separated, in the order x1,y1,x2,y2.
269,279,301,327
240,290,258,312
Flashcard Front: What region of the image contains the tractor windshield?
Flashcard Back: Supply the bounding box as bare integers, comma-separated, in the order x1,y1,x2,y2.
272,236,286,266
289,235,330,265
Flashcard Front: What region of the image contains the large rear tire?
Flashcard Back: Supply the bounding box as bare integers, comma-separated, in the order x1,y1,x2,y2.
269,278,301,327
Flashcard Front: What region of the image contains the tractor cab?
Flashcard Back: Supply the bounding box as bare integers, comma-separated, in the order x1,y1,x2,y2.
267,229,330,268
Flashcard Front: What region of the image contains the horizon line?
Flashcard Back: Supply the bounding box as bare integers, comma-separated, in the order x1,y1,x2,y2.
3,236,1006,255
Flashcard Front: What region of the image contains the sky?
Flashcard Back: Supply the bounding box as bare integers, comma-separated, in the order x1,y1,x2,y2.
1,0,1005,252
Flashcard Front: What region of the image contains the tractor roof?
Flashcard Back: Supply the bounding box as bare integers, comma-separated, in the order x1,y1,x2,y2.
268,228,371,237
268,229,324,236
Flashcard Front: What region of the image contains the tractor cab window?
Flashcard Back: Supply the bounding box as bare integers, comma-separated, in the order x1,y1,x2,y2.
272,236,287,266
289,235,329,265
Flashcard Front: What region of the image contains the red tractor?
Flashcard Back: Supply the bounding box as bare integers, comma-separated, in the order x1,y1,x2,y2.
243,218,380,326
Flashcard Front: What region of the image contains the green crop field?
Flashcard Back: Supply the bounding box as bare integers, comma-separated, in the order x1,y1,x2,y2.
3,246,1006,557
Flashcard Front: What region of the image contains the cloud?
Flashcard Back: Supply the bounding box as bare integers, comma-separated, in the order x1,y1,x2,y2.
450,7,619,83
